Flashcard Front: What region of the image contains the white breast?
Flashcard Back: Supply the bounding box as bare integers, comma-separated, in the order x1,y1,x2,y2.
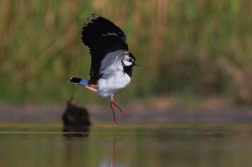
97,71,131,97
96,50,131,97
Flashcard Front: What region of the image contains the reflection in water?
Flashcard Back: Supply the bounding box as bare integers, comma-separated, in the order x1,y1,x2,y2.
1,124,252,166
63,134,118,167
62,98,91,137
110,138,117,167
63,125,90,137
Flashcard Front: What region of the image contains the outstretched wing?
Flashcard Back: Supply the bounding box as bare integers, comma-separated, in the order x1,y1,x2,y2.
81,14,128,82
99,49,127,74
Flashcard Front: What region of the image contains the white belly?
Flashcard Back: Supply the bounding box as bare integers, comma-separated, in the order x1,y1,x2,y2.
97,71,131,97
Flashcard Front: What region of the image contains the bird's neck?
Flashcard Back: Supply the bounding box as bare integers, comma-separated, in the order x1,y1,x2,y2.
123,65,133,77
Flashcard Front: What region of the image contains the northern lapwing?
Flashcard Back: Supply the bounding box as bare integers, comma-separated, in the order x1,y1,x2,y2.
70,14,139,125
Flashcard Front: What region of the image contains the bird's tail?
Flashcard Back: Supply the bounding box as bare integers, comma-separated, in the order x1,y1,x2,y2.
69,76,88,86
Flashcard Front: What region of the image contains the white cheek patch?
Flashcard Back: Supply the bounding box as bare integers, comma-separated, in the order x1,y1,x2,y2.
123,60,133,66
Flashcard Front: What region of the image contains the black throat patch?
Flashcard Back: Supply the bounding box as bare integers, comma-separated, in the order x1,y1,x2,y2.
123,65,133,77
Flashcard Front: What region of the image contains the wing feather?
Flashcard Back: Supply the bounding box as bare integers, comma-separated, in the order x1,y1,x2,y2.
100,50,126,74
81,14,128,81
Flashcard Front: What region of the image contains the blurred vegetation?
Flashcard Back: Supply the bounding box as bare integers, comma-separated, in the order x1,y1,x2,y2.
0,0,252,104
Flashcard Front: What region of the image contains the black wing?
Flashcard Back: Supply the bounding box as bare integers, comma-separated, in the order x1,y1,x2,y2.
82,14,128,82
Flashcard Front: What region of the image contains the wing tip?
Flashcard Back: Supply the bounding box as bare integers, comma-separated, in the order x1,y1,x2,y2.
87,14,99,21
93,14,99,18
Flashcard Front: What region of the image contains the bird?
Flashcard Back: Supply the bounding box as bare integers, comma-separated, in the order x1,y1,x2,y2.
62,97,91,137
62,97,91,126
69,14,139,125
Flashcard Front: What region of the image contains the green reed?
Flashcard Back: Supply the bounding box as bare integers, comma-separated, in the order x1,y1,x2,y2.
0,0,252,104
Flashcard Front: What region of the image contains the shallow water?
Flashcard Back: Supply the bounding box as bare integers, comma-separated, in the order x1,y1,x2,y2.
0,123,252,167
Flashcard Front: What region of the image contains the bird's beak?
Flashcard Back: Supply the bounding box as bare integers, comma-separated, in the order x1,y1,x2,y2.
134,62,140,67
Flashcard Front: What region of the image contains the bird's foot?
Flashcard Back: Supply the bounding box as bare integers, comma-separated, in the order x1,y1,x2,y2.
120,110,130,117
114,117,121,126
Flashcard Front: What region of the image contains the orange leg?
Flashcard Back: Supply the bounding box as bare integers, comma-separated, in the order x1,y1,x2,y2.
110,96,130,117
110,99,121,126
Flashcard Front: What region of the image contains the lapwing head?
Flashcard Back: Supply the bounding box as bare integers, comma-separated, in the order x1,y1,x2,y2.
122,52,140,67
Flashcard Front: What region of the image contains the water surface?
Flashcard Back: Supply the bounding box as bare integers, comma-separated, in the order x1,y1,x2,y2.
0,123,252,167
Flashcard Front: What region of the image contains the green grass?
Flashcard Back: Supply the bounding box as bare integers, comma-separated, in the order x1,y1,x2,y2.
0,0,252,104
